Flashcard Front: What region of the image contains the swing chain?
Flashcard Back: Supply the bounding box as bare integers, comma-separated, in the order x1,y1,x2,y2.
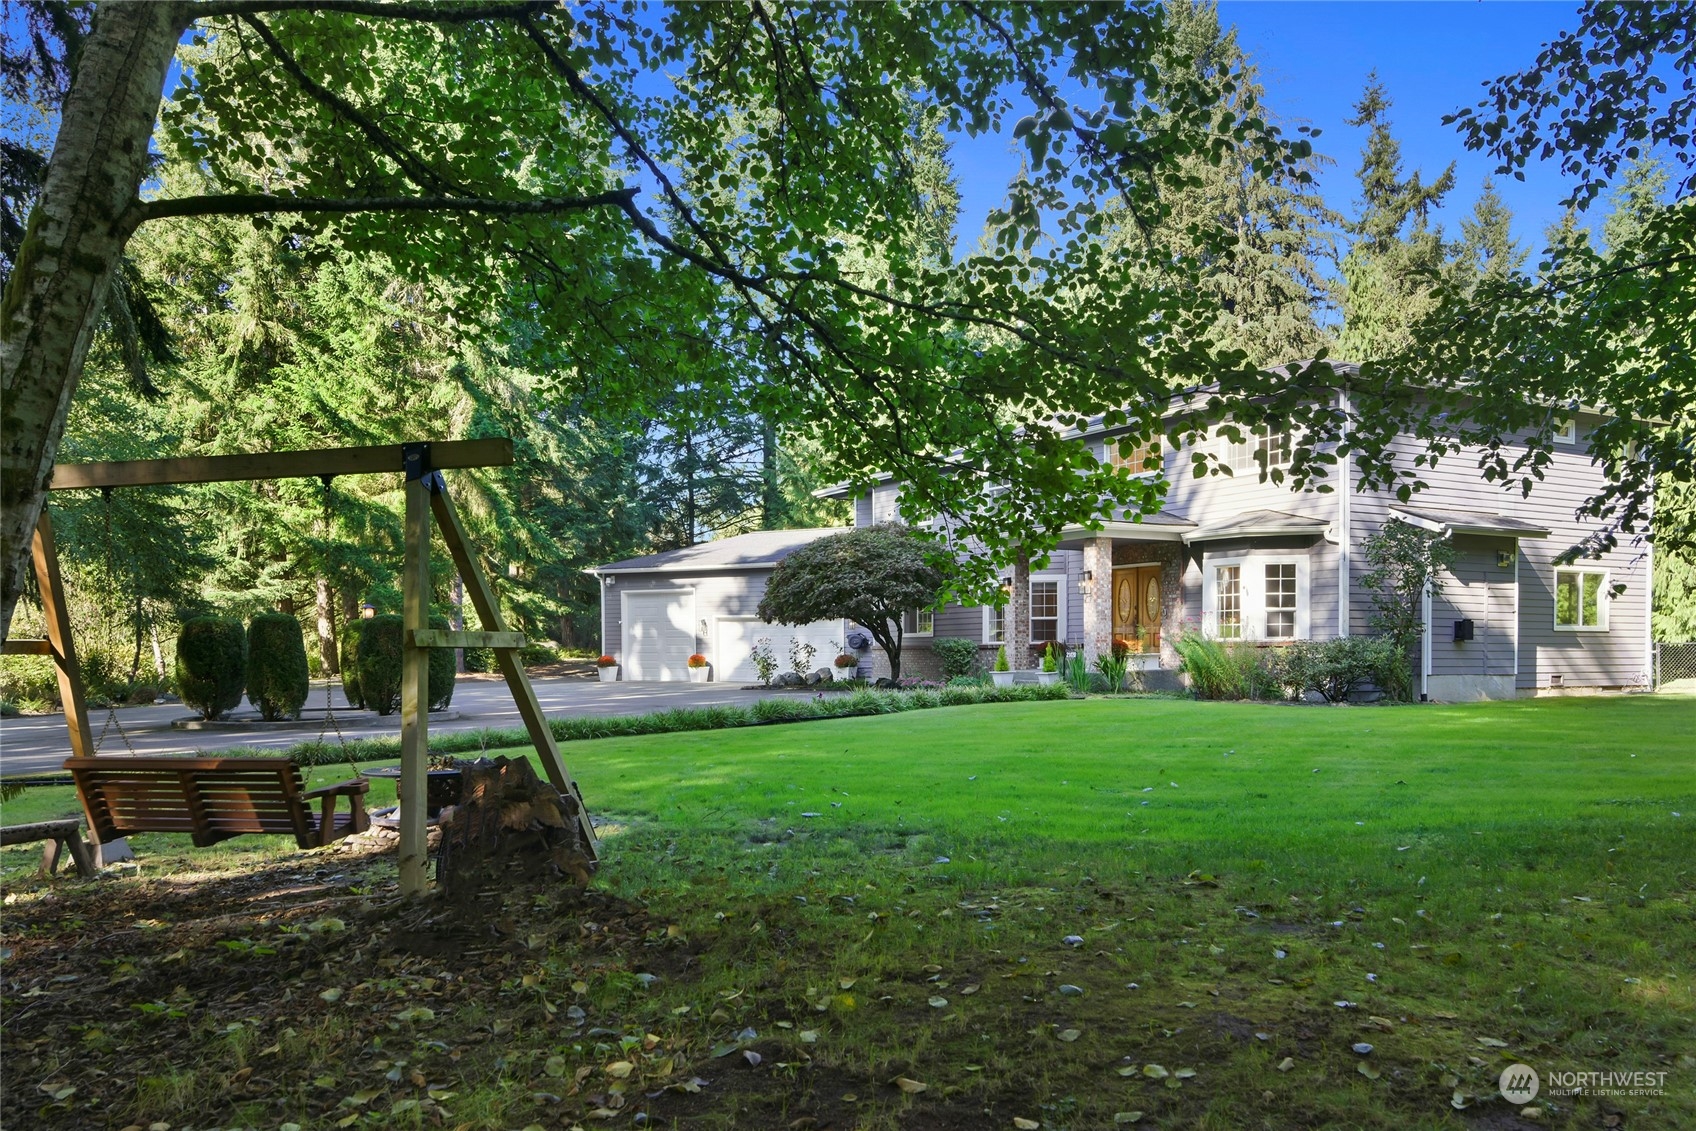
315,475,362,779
95,488,139,756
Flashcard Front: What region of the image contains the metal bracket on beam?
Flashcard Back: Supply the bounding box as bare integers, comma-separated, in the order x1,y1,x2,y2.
402,442,432,482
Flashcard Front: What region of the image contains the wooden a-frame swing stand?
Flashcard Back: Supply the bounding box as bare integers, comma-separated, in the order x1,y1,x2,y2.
6,438,595,895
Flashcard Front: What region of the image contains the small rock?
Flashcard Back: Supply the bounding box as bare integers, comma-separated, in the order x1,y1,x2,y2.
1352,1043,1373,1055
1058,984,1084,996
1062,935,1084,947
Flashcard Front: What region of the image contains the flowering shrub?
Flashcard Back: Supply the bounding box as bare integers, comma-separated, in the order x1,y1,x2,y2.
687,654,708,668
596,655,618,668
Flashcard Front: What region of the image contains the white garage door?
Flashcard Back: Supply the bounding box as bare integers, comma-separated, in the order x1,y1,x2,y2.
623,591,696,681
717,617,844,685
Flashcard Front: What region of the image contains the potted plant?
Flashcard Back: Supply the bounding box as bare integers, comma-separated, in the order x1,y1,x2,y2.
991,644,1014,687
596,654,618,683
687,653,709,682
833,652,858,682
1038,643,1062,685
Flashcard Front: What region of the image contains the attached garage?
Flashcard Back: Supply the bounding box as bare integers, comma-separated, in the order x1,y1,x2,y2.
621,590,696,681
588,529,850,683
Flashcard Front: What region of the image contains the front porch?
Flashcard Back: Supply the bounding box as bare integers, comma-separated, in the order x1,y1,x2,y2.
1041,518,1195,673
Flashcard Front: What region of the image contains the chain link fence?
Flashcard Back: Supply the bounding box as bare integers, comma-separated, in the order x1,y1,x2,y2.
1654,641,1696,688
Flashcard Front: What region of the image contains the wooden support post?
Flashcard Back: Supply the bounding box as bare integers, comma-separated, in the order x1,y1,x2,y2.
398,475,433,895
32,510,93,760
428,480,598,858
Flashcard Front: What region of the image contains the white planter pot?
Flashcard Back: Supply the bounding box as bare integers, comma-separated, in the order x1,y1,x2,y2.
1037,670,1061,686
688,667,708,683
991,671,1015,688
834,666,857,682
598,666,618,683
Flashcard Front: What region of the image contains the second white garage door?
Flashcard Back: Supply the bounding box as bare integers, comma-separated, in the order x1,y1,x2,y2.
622,591,696,681
716,617,844,685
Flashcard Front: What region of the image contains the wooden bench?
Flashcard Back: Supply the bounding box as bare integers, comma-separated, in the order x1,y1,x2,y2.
65,757,370,850
0,817,98,878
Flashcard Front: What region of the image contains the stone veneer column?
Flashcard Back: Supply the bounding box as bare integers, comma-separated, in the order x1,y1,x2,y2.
1009,548,1031,670
1083,537,1114,665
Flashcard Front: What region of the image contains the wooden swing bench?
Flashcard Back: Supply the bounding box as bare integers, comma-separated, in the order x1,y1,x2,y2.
65,757,370,850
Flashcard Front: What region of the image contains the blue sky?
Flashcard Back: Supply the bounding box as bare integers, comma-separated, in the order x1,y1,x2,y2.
949,1,1590,260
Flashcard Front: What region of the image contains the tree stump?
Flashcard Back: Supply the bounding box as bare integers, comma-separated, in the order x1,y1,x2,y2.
434,756,595,905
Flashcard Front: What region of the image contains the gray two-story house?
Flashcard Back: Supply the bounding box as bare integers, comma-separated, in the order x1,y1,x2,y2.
823,367,1652,699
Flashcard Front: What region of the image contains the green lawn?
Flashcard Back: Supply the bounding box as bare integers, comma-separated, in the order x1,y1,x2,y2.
3,695,1692,1129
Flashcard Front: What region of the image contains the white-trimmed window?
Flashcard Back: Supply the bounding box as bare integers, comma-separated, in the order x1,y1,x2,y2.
1107,436,1163,475
1265,563,1298,639
1221,427,1291,474
1553,418,1577,444
1202,555,1311,640
1555,568,1608,630
1215,565,1243,639
1031,573,1067,643
983,604,1005,644
905,608,934,636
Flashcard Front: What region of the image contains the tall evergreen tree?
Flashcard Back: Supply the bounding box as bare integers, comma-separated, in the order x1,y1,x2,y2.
1450,178,1528,292
1110,1,1336,368
1335,74,1456,360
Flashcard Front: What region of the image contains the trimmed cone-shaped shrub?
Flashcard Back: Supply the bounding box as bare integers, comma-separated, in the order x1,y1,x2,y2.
356,615,404,715
340,619,366,708
247,612,310,721
176,616,247,720
429,615,456,711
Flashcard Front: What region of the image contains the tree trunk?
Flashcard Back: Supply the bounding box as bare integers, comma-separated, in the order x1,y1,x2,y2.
0,2,188,641
761,415,781,528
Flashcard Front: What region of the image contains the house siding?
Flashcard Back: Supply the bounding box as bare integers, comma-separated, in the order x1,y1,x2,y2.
1344,414,1649,690
830,396,1646,693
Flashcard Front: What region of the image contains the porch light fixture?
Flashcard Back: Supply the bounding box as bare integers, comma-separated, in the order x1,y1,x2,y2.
1496,549,1514,568
360,602,376,619
1079,569,1094,593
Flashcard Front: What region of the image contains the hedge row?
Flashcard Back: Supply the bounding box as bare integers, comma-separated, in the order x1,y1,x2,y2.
283,681,1073,767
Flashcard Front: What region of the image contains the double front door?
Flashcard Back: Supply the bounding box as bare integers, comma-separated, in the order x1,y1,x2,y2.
1112,565,1163,652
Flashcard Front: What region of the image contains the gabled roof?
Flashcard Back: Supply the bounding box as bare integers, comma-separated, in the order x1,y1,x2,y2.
1387,505,1551,539
587,528,846,575
1183,509,1331,544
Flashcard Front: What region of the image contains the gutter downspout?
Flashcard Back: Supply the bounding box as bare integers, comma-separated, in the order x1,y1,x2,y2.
1645,490,1655,689
1337,387,1351,639
1421,579,1432,702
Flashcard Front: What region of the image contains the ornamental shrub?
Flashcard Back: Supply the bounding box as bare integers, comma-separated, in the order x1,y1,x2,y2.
356,614,404,715
429,615,456,711
1275,636,1405,703
931,636,979,680
247,612,309,721
340,619,366,708
994,644,1010,672
176,616,247,720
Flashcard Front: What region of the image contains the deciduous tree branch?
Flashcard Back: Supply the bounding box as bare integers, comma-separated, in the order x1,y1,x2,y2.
135,188,637,222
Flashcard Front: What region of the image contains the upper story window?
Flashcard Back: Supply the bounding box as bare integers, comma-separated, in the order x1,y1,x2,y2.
1030,573,1067,643
1553,418,1577,444
1555,568,1608,630
1221,427,1291,475
1108,436,1163,475
905,608,934,636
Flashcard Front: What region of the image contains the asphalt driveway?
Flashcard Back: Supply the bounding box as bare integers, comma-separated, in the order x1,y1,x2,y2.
0,675,804,777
